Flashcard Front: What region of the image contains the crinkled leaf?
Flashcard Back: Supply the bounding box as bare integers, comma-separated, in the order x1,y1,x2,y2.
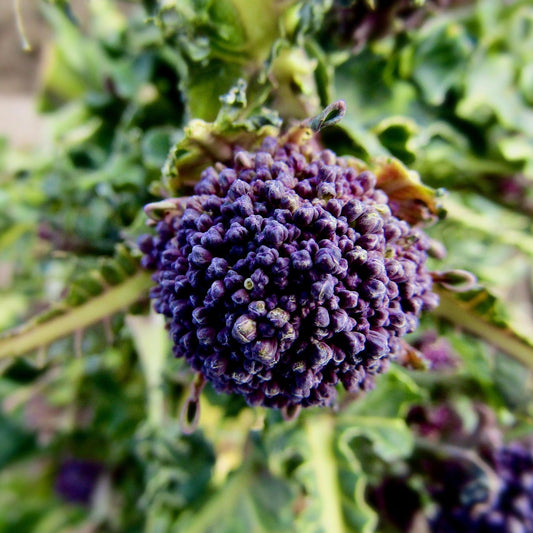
406,20,473,106
136,424,216,527
371,157,442,224
342,366,426,419
172,451,294,533
162,81,281,194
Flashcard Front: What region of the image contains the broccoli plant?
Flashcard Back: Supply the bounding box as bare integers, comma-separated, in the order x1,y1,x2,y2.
1,1,533,532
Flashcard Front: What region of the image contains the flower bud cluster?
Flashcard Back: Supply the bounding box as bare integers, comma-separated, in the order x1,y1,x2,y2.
431,443,533,533
55,459,103,505
140,136,437,408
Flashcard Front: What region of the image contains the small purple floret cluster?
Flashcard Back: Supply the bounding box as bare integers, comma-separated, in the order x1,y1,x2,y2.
55,459,102,505
432,443,533,533
140,137,437,408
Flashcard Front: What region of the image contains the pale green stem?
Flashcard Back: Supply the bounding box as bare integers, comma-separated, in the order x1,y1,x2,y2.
434,289,533,370
0,271,153,359
304,415,348,533
126,311,168,427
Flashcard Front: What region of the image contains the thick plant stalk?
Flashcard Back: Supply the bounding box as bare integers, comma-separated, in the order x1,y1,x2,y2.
0,271,153,360
434,288,533,370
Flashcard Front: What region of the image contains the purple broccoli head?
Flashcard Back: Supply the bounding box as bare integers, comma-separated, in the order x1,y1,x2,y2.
140,136,437,408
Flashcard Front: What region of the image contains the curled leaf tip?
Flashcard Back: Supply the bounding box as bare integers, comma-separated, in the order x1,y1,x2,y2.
179,373,206,434
180,397,201,435
307,100,346,132
427,239,447,260
281,404,301,422
432,270,478,292
144,199,184,221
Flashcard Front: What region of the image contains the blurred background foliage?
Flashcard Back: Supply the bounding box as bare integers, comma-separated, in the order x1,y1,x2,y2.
0,0,533,532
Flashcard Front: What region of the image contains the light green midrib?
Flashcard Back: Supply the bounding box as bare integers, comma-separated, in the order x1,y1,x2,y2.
434,289,533,369
304,415,347,533
0,271,153,359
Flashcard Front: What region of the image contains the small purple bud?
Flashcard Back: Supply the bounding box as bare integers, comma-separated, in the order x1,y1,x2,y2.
244,214,263,233
204,355,227,376
226,223,249,243
218,168,237,189
356,211,383,234
317,182,337,198
342,331,366,358
315,248,342,273
314,214,337,237
232,288,250,305
252,338,279,365
291,250,313,271
206,257,229,279
263,221,289,246
342,199,365,223
231,315,257,344
337,290,359,308
251,268,269,289
386,259,405,282
224,270,244,290
280,294,298,313
207,280,225,301
310,340,333,366
190,245,212,266
267,307,290,328
197,327,217,345
255,245,279,267
255,152,274,170
358,234,381,250
357,170,377,192
326,199,343,217
265,180,285,202
201,227,224,248
192,306,210,326
243,358,263,375
346,247,368,265
264,382,281,397
340,367,366,392
384,222,403,241
331,309,349,332
248,300,267,318
311,278,335,302
365,330,388,357
233,195,254,217
234,150,253,170
196,213,214,232
314,307,330,328
362,279,387,300
294,205,316,226
228,179,251,200
232,371,252,384
138,235,154,254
